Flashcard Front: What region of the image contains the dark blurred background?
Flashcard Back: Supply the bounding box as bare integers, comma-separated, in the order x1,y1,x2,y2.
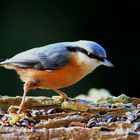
0,1,139,98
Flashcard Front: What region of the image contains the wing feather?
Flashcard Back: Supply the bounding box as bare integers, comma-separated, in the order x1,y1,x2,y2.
1,43,71,70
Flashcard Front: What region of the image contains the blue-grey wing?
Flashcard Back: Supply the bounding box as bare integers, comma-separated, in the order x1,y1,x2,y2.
36,43,71,70
1,43,71,70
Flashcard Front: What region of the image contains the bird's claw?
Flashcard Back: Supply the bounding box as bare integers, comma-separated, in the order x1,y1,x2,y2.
8,105,26,125
7,106,19,125
8,105,20,114
64,97,78,102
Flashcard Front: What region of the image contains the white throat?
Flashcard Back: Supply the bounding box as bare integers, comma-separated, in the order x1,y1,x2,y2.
77,52,101,74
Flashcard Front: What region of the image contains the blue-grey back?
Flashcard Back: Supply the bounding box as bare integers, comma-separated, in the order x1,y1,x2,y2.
1,42,72,70
34,42,72,70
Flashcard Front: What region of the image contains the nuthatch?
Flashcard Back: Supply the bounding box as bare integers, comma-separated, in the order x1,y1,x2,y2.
0,40,113,114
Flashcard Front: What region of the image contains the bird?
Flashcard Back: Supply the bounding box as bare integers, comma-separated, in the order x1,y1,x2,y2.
0,40,113,115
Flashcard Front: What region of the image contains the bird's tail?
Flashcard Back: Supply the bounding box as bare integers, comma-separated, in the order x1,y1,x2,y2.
0,58,17,70
0,58,6,62
0,58,7,66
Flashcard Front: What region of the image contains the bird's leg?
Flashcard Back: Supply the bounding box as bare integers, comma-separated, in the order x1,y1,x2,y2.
8,81,32,115
17,81,32,115
52,89,78,102
52,89,70,100
7,81,32,125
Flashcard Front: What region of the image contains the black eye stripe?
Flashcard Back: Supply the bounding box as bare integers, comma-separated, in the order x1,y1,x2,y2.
67,46,104,61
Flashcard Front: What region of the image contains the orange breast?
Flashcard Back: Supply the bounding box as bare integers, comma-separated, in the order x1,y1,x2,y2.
16,53,87,89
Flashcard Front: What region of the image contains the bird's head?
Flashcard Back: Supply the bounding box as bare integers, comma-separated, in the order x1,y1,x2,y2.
69,40,114,72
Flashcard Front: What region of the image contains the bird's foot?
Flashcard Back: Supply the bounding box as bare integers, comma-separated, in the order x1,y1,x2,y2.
8,105,20,125
8,105,26,125
65,97,78,102
52,89,77,101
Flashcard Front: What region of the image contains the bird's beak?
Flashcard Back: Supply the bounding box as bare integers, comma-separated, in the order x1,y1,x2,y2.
102,59,114,67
